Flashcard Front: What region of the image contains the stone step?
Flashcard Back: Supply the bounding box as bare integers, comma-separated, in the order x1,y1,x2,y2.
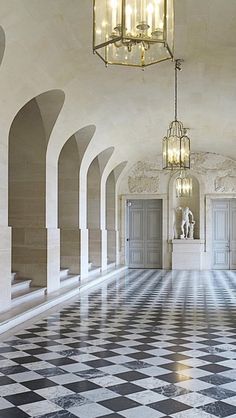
11,279,32,294
107,262,116,270
11,272,17,283
11,287,46,308
0,265,127,334
88,265,101,277
60,274,80,288
60,269,70,280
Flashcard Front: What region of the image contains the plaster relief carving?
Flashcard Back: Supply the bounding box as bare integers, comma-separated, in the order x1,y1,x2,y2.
191,152,236,193
128,176,159,193
215,175,236,192
128,160,161,193
124,153,236,195
191,152,236,174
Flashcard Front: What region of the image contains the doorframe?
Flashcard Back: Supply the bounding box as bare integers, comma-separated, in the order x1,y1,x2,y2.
206,194,236,269
119,194,168,269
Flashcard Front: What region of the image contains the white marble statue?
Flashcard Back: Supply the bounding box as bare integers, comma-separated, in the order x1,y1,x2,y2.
189,220,195,239
178,206,194,239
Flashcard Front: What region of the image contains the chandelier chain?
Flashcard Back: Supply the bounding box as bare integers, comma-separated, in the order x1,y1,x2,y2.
174,59,183,121
175,60,178,121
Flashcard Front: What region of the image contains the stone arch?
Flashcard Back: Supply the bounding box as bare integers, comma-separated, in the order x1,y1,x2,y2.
106,162,127,265
8,89,65,291
87,147,114,271
58,125,95,277
0,26,6,67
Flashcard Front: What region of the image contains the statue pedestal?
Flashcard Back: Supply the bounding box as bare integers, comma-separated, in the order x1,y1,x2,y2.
172,239,205,270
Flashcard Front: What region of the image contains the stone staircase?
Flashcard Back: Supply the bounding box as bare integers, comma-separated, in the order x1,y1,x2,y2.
10,263,116,310
2,265,128,335
11,273,46,307
107,261,116,270
88,262,101,277
60,268,80,288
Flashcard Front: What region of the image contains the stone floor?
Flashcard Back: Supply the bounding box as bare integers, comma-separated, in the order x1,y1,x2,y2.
1,269,236,417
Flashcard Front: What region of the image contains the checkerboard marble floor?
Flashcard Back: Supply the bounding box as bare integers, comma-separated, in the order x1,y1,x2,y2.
1,269,236,417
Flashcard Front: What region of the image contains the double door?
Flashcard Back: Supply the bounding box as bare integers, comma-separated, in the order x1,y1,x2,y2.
126,199,162,268
212,199,236,269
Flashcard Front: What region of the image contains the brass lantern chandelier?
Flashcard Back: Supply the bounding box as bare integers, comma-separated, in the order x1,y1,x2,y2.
163,59,191,170
93,0,174,68
176,170,192,197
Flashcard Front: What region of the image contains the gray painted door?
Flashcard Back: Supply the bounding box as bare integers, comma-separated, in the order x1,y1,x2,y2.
127,199,162,268
212,199,236,270
230,200,236,269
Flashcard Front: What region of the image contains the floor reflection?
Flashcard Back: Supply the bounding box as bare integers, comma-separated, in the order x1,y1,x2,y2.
0,269,236,417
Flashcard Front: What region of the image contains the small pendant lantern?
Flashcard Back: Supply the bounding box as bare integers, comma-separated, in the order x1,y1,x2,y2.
163,59,191,170
175,170,193,197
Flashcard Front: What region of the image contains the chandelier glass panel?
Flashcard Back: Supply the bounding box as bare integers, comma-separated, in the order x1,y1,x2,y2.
93,0,174,67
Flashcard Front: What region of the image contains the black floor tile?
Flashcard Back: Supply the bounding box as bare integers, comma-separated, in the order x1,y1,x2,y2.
64,380,100,393
149,398,191,414
5,391,44,406
199,401,236,417
99,396,140,412
22,378,57,390
109,382,144,395
0,408,30,418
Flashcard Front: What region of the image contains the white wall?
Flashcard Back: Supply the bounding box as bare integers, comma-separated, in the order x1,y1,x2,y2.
118,152,236,269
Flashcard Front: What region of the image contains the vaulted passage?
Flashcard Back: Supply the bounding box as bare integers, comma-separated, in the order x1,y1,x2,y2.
1,1,236,414
1,269,236,417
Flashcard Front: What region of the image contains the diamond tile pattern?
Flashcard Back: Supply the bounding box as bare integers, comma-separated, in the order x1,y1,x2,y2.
0,269,236,417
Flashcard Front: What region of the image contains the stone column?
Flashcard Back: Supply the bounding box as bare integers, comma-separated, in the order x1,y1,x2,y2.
115,229,120,265
89,229,102,269
80,228,89,280
60,228,80,275
107,229,116,264
47,227,60,293
101,229,107,271
0,226,11,313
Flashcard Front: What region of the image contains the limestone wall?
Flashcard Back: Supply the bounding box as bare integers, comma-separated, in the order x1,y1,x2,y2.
118,152,236,268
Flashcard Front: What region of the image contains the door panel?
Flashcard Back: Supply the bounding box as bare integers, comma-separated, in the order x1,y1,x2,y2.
127,199,162,268
130,210,143,241
212,200,230,269
145,200,162,268
128,200,144,268
230,200,236,269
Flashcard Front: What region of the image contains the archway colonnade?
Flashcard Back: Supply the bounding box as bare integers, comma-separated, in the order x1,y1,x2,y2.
0,88,127,314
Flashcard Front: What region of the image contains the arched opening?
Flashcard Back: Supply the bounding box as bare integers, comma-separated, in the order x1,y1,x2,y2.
106,161,127,266
106,171,116,265
58,136,80,280
58,125,95,285
8,90,65,300
87,147,114,272
0,26,5,67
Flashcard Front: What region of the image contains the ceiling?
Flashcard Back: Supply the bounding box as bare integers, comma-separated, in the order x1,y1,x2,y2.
1,0,236,166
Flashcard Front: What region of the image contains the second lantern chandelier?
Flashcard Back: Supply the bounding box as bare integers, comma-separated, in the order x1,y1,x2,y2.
163,59,190,170
176,170,193,197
